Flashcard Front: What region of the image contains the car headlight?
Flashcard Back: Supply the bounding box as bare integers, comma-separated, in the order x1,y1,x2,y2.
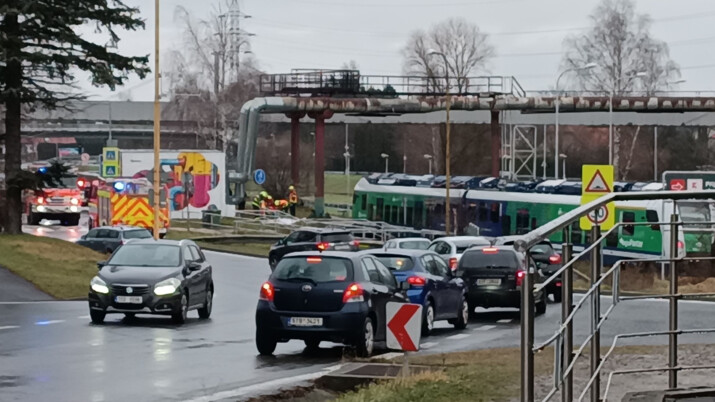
154,278,181,296
90,276,109,294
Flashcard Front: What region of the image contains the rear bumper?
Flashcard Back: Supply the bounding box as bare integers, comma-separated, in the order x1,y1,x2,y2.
466,288,521,309
255,300,368,343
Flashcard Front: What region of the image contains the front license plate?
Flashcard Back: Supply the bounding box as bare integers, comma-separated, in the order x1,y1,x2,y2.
289,317,323,327
476,278,501,286
115,296,143,304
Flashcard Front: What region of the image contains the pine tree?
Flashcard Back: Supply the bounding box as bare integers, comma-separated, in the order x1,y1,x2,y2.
0,1,150,233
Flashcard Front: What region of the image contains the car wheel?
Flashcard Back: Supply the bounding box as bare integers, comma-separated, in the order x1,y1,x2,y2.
198,288,213,319
354,316,375,358
454,297,469,330
552,291,562,303
268,255,278,270
256,329,277,355
90,310,105,324
172,292,188,324
304,339,320,351
421,300,435,336
536,295,547,316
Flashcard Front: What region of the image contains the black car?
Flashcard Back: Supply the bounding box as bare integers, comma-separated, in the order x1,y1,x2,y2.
255,251,408,357
268,228,360,269
77,226,153,254
493,237,563,302
457,245,547,316
88,239,214,325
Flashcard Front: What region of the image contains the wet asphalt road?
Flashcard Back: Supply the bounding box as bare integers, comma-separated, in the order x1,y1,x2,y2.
7,222,715,401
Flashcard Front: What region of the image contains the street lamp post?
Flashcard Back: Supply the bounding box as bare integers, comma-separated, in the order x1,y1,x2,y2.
555,63,597,179
381,153,389,174
428,49,452,235
152,0,161,240
424,154,433,175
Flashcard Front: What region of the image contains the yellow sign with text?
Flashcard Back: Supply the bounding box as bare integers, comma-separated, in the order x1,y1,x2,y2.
580,165,616,231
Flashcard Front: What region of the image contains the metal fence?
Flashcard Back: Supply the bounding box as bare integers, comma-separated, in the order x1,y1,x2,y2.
516,190,715,402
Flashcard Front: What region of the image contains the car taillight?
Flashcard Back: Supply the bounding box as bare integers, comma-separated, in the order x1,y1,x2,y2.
70,198,79,205
516,270,526,287
482,247,499,254
549,254,562,264
316,242,330,251
407,276,426,286
449,257,458,270
306,256,322,263
37,196,44,204
352,240,360,248
259,282,274,302
342,283,364,303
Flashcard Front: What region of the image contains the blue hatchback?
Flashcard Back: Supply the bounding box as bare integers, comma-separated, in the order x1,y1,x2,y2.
364,249,468,336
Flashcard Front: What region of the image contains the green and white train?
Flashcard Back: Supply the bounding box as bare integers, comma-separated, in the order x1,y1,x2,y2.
351,179,715,263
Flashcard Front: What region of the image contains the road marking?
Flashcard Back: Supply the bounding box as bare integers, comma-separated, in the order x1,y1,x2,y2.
35,320,64,326
497,319,513,324
182,364,343,402
0,326,19,331
446,334,470,340
473,325,497,331
420,342,438,349
77,315,90,319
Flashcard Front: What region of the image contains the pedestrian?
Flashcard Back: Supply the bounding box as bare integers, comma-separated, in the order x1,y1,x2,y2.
251,193,262,210
274,199,290,213
288,185,298,216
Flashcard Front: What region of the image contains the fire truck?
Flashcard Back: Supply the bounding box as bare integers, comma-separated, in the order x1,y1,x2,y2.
86,177,170,236
24,164,84,226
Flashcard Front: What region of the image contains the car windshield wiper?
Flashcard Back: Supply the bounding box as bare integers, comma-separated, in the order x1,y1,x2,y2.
282,277,318,285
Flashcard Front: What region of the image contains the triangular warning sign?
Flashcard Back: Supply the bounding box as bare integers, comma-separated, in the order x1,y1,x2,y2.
585,169,611,193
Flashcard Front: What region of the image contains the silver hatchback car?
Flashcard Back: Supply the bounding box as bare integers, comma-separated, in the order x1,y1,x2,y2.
428,236,492,270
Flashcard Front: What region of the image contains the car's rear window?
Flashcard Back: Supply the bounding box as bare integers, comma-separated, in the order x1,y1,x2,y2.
273,257,353,283
399,241,429,250
454,239,489,253
460,251,520,270
123,229,152,239
321,233,353,243
108,244,181,267
530,243,554,255
373,255,416,271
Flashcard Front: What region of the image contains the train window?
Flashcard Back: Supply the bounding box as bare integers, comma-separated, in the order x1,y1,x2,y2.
478,202,488,222
376,198,384,221
501,215,512,236
406,207,413,227
516,210,530,235
491,203,500,223
367,202,374,220
622,211,636,236
646,209,660,231
531,217,537,230
414,201,424,229
353,193,358,208
361,194,367,211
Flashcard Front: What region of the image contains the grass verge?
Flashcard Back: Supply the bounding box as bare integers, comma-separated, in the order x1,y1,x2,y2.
0,234,104,299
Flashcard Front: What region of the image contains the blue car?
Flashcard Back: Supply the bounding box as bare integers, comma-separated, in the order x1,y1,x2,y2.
364,249,468,336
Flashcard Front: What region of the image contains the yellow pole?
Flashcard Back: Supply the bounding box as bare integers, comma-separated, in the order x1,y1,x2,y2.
152,0,161,239
444,77,451,235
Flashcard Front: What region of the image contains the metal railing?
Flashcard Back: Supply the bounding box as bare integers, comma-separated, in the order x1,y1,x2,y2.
517,190,715,402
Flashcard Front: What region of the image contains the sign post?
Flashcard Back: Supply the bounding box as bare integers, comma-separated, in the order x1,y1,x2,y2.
580,165,615,231
386,302,422,376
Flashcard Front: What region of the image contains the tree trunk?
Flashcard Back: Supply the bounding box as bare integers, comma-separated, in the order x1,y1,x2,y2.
622,126,641,181
2,12,23,234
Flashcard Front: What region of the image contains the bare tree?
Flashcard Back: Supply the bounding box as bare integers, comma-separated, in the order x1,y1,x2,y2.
341,60,360,71
402,18,495,93
562,0,681,179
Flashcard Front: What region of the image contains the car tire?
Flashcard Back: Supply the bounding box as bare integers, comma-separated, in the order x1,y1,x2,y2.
536,296,547,316
552,291,562,303
256,329,277,356
421,300,435,337
354,316,375,358
172,292,189,325
90,310,105,324
454,297,469,330
198,288,213,319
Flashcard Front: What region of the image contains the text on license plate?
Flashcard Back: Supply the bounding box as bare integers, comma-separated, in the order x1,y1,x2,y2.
289,317,323,327
476,278,501,286
115,296,143,304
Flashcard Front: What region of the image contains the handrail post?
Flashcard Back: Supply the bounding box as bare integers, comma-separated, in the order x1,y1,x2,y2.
590,224,602,402
561,227,574,402
669,214,679,389
521,251,535,401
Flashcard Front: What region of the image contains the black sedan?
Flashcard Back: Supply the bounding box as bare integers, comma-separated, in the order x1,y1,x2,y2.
88,239,214,325
76,225,152,254
493,237,563,302
255,251,408,357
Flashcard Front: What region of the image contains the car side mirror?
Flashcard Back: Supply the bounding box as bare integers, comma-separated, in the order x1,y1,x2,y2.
187,261,202,272
97,261,106,270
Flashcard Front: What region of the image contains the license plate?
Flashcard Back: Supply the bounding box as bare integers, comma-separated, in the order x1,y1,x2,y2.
288,317,323,327
115,296,143,304
476,278,501,286
334,245,350,250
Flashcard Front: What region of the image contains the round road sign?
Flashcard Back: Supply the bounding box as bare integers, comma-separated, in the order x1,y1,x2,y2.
587,206,609,225
253,169,266,185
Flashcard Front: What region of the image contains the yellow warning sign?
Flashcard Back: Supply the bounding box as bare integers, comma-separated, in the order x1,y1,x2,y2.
580,165,615,231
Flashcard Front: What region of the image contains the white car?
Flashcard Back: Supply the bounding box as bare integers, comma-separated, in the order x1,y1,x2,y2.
428,236,492,270
383,237,431,251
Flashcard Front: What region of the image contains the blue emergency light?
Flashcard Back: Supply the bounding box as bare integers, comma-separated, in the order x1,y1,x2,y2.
112,181,126,192
38,167,47,173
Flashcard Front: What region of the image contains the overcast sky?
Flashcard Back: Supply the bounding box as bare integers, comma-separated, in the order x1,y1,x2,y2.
84,0,715,101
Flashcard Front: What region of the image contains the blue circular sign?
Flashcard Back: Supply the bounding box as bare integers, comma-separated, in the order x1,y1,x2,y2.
253,169,266,185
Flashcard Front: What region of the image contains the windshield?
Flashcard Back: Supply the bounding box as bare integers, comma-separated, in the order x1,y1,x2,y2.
460,251,520,270
398,240,429,250
679,203,711,227
373,255,416,271
273,257,353,283
123,230,152,240
108,244,181,267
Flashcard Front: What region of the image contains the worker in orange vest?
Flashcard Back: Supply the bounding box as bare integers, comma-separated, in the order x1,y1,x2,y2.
274,199,290,213
288,185,298,216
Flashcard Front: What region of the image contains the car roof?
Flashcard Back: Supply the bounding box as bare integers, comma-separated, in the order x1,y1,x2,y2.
392,237,430,242
467,244,521,254
119,238,197,247
433,236,491,246
363,249,434,258
493,236,552,246
295,227,351,234
283,250,359,259
93,225,149,231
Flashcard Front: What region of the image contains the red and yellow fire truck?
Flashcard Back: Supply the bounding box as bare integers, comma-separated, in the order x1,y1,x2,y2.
23,165,84,226
87,177,170,236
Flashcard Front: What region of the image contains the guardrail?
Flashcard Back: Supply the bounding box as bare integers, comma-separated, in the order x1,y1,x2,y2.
516,190,715,402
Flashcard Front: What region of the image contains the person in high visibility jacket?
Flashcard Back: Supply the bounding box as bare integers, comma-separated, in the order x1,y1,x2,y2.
288,185,298,216
274,199,290,212
252,191,271,210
